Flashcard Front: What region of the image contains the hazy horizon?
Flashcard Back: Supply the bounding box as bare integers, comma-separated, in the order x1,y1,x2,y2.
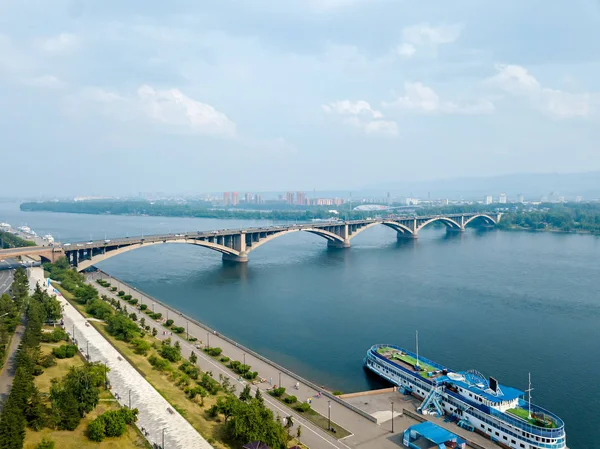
2,1,599,196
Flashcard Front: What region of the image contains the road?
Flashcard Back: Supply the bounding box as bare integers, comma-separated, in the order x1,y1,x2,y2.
0,269,13,294
0,269,23,412
88,272,400,449
31,268,213,449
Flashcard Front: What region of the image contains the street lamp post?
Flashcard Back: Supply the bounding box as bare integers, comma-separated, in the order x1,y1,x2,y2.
328,400,331,431
152,303,155,312
86,341,89,359
207,332,210,350
72,324,75,343
279,372,281,388
162,428,165,448
243,352,246,366
391,401,394,433
129,389,131,409
186,321,189,341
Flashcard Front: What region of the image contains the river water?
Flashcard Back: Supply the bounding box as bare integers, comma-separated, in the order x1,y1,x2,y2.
1,202,597,448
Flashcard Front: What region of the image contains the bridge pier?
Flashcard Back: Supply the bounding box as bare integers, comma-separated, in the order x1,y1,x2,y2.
222,252,249,264
445,227,465,234
397,232,418,240
327,239,351,249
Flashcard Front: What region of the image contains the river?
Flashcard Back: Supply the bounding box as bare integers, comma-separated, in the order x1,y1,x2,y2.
1,202,597,448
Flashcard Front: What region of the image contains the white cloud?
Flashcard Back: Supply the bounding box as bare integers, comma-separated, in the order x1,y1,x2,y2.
80,85,236,136
25,75,65,88
323,100,397,135
37,33,78,54
488,64,592,118
396,23,462,57
397,43,416,58
322,100,383,118
384,82,495,115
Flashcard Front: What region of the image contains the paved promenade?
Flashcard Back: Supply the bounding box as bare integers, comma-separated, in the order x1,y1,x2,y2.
31,268,213,449
88,271,403,449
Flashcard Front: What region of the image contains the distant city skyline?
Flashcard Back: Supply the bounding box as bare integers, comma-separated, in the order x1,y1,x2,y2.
1,2,600,196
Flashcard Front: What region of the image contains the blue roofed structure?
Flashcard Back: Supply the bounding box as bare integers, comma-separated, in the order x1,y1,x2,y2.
402,422,466,449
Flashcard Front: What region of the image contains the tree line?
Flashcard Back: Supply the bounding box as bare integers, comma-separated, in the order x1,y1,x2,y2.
0,268,28,370
0,231,36,249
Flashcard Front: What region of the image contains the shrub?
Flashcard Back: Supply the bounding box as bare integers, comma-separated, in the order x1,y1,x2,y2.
110,287,117,292
243,371,258,380
199,373,220,395
188,336,197,342
220,356,230,363
128,298,138,305
179,361,200,380
87,408,138,442
149,312,162,320
117,290,125,297
207,347,222,357
295,402,311,412
35,439,55,449
52,344,78,359
40,328,68,343
131,338,151,355
332,390,343,396
148,355,171,371
159,343,181,362
165,319,174,327
172,326,185,334
140,304,148,310
39,353,57,368
129,312,138,321
123,294,132,301
272,387,285,397
283,395,297,404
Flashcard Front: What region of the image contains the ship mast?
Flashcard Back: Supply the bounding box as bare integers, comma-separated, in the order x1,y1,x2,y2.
415,330,420,368
526,372,534,419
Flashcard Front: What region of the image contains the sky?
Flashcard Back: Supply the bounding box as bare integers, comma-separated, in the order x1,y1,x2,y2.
1,0,600,196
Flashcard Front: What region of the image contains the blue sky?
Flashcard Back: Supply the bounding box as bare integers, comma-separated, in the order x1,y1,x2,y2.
1,0,599,196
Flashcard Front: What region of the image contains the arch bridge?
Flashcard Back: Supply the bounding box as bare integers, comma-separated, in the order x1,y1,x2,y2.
45,212,501,270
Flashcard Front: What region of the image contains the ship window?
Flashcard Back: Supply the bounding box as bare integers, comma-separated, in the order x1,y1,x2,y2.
520,444,524,448
503,436,507,440
481,424,485,429
495,432,499,436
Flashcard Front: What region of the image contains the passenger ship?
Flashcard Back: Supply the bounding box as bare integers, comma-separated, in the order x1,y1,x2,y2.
364,343,566,449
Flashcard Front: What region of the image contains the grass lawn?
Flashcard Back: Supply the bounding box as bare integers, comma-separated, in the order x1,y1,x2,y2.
25,342,149,449
506,408,557,428
269,392,351,439
51,281,76,300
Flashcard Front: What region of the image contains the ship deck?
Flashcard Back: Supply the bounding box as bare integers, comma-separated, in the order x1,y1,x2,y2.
376,346,445,380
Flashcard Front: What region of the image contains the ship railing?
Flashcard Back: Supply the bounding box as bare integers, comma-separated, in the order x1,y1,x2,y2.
445,390,564,437
370,344,447,373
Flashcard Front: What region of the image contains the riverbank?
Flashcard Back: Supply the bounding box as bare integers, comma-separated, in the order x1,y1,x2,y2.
87,269,502,449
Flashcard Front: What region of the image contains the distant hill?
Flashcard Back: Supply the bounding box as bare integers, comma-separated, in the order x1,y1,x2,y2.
361,172,600,201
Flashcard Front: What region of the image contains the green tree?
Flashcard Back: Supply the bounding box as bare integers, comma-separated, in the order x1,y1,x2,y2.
106,314,139,342
26,387,48,430
130,338,151,355
152,327,158,337
159,340,181,362
239,384,252,402
86,298,113,320
189,351,197,364
35,439,55,449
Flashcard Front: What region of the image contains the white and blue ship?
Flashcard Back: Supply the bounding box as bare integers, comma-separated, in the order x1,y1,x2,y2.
364,343,566,449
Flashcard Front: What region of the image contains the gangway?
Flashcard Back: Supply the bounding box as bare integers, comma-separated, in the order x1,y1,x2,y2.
417,385,444,417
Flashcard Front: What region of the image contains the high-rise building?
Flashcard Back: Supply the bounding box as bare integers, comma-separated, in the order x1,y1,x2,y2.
286,192,294,204
484,195,493,205
296,191,306,206
499,193,507,204
255,194,263,204
223,192,230,206
575,196,583,203
244,193,252,203
517,194,524,203
232,192,239,206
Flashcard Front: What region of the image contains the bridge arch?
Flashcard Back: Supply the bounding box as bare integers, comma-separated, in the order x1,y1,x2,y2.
245,227,346,253
71,239,241,271
346,221,415,241
415,217,462,233
463,214,497,227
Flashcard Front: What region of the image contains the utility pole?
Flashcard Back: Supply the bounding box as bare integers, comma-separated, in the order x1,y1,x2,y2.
328,400,331,431
207,332,210,349
279,372,281,388
391,401,394,433
186,321,189,341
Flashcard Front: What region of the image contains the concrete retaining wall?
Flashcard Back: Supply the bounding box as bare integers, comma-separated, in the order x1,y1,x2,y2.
338,387,396,399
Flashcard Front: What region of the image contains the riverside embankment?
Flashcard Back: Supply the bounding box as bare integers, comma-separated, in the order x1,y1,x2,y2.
87,269,502,449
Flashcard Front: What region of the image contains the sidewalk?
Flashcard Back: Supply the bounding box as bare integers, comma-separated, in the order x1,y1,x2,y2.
89,271,397,449
31,268,213,449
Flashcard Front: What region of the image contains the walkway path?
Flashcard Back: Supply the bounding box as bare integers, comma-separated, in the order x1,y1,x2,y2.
89,272,396,449
30,268,213,449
